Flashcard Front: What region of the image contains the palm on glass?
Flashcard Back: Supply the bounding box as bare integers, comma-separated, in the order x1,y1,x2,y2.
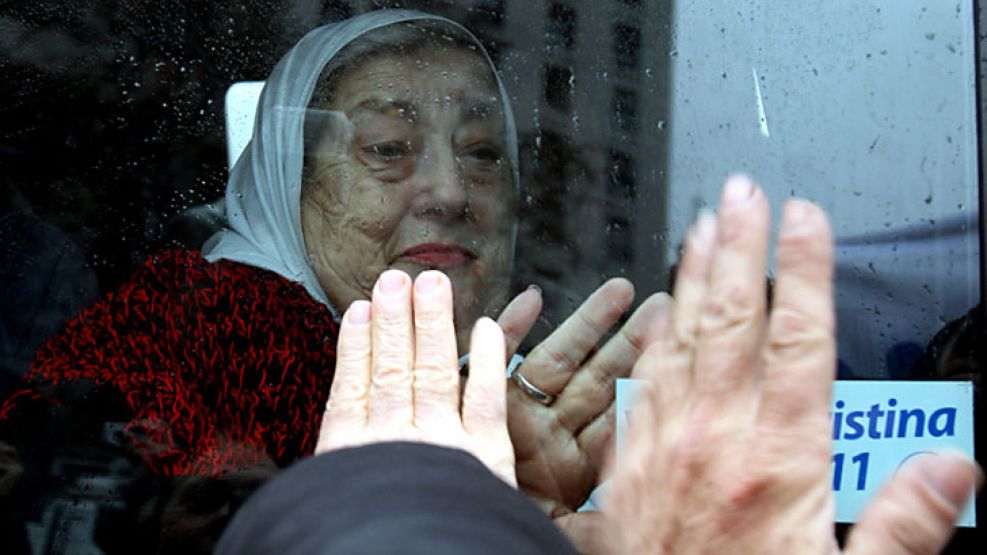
496,278,670,549
315,269,515,486
604,176,982,555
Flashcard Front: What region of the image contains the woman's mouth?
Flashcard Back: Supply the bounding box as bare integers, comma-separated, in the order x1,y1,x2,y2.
398,243,475,269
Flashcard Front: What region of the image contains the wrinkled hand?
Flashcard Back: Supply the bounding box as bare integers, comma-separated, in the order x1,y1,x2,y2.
604,176,982,554
316,269,515,486
497,279,668,551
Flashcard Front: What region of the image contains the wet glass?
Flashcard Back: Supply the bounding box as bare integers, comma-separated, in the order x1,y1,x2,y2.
0,1,983,553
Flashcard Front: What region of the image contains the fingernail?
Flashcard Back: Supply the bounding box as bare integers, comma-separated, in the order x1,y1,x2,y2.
347,301,371,324
527,284,542,295
782,199,815,234
915,452,978,510
691,209,716,250
415,271,444,295
473,317,502,336
378,270,407,295
722,174,755,206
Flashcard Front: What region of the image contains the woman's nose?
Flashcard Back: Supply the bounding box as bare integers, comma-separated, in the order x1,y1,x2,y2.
411,145,468,220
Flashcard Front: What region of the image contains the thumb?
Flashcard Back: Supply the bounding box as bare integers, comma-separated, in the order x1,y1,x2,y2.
845,451,981,555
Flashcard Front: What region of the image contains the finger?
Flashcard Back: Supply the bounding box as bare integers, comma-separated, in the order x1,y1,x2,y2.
575,403,616,472
845,451,982,555
462,317,508,436
367,270,415,428
759,201,835,436
631,213,715,426
554,292,672,431
519,278,634,396
692,175,770,404
553,511,609,555
496,285,543,358
632,306,694,429
316,300,372,453
463,318,515,485
663,209,717,379
633,211,716,396
412,271,460,430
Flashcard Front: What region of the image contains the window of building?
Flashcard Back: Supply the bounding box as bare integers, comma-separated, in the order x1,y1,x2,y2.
614,24,641,70
543,65,574,111
612,87,637,132
605,214,634,263
473,0,505,26
607,149,636,201
546,3,577,49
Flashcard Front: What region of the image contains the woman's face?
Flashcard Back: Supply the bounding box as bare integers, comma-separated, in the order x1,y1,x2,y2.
301,46,515,349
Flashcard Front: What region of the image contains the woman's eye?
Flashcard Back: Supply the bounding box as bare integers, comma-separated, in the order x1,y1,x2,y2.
366,141,410,161
463,146,502,164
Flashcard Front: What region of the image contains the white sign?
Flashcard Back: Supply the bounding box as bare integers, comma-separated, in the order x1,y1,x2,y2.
615,379,976,527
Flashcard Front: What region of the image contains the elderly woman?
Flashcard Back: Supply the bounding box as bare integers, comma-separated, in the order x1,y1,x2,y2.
0,9,663,554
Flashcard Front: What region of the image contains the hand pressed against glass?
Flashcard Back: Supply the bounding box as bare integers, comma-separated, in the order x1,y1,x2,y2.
604,176,982,555
301,47,514,350
316,269,515,486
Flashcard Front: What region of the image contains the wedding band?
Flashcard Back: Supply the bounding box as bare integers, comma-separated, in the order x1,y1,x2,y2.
511,370,555,406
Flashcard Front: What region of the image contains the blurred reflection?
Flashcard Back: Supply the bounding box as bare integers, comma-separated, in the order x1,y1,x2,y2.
912,303,984,382
834,214,980,379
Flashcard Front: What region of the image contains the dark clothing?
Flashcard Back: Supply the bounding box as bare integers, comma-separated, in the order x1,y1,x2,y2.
1,248,339,475
0,211,99,396
218,442,579,555
0,249,339,553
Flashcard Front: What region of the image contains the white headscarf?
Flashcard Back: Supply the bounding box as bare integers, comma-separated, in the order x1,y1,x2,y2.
202,10,519,318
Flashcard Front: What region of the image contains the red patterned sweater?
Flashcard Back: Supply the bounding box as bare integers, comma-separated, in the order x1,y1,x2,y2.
0,249,339,477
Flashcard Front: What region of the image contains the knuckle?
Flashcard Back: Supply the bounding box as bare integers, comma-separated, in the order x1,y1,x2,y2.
574,308,609,339
413,311,449,334
619,324,648,354
540,345,579,373
765,306,833,359
586,364,617,395
413,363,459,389
721,473,772,512
336,348,370,368
882,508,943,555
376,311,411,337
373,358,411,384
699,285,761,335
330,378,369,401
777,227,825,263
669,319,697,353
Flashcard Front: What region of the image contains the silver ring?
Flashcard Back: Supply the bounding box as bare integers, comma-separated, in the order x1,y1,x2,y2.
511,370,555,406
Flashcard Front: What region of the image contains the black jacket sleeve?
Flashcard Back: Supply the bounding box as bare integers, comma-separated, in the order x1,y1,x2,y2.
216,442,579,555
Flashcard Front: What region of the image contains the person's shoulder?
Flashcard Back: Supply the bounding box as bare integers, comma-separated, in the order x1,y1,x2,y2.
121,249,316,307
